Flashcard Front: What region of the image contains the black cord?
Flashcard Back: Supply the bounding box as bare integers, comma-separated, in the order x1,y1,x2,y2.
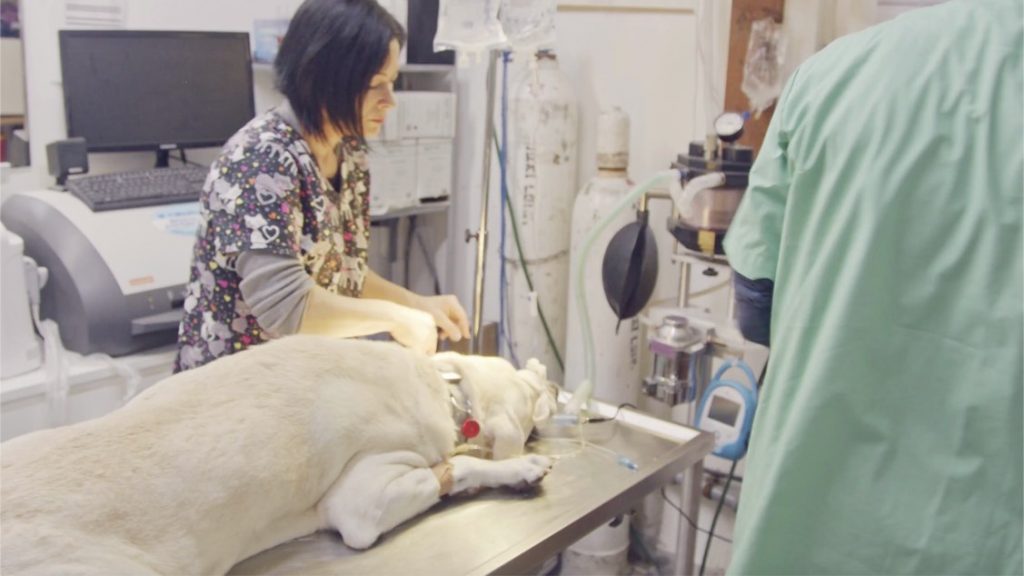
629,523,663,576
659,487,733,544
705,468,744,483
700,459,739,576
587,402,638,423
176,149,207,169
491,129,565,372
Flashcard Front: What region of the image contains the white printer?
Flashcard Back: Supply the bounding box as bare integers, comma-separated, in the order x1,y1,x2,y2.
2,191,197,356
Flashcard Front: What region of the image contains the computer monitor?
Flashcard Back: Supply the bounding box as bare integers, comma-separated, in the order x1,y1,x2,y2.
58,30,255,166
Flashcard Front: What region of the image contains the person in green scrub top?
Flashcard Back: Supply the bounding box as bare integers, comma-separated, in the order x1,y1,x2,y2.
723,0,1022,573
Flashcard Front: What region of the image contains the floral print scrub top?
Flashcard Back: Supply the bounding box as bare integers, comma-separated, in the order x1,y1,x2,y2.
174,108,371,372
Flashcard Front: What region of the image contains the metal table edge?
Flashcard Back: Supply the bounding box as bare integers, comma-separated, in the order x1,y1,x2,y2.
475,430,716,576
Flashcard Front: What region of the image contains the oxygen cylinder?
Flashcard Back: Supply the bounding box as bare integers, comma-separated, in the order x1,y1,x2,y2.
504,52,578,383
564,108,643,405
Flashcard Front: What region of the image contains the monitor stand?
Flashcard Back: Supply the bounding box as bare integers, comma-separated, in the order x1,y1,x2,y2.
155,149,172,169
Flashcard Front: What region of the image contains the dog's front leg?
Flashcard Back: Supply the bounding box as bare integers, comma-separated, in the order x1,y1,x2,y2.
319,451,446,550
449,454,553,495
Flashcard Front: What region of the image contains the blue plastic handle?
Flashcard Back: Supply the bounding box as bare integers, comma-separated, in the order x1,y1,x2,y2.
711,358,759,400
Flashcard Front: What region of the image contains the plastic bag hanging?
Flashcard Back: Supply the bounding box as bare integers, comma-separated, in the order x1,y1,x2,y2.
434,0,507,64
499,0,557,53
741,17,787,115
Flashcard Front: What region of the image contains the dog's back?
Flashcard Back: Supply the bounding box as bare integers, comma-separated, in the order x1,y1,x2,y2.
1,337,455,575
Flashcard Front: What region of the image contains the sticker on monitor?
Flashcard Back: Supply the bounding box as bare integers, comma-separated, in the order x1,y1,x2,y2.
252,19,289,65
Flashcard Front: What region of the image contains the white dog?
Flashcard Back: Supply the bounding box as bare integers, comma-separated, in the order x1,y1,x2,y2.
1,336,558,575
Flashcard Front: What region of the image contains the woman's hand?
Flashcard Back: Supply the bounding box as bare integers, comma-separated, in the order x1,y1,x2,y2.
390,306,439,355
412,295,471,343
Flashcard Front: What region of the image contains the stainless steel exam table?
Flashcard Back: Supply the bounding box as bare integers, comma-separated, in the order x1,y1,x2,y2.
229,402,714,576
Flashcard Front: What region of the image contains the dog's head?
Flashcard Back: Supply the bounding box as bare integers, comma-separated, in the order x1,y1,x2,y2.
431,352,558,460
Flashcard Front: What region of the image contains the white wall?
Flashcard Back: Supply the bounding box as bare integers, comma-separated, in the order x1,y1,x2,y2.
10,0,733,348
449,0,733,331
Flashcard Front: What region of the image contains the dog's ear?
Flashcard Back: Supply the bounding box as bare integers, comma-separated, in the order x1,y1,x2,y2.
431,352,464,381
520,359,557,425
525,358,547,382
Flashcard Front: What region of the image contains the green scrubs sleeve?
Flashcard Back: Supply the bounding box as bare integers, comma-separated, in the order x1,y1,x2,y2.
722,75,797,282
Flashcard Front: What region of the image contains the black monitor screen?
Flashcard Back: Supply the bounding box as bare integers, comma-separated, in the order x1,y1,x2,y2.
59,30,255,152
708,395,740,427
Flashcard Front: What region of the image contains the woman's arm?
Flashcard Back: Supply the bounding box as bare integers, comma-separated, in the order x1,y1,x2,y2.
300,285,438,355
235,251,438,354
362,269,470,343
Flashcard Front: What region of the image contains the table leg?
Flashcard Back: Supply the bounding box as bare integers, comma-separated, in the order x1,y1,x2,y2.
675,459,703,575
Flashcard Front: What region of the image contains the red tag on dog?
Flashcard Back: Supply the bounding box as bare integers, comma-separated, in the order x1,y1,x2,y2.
461,419,480,439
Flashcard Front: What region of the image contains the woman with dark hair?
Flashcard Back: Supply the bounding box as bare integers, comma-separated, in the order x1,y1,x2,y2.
174,0,468,372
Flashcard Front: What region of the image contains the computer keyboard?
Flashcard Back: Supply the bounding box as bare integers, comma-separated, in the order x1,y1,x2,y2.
66,166,209,212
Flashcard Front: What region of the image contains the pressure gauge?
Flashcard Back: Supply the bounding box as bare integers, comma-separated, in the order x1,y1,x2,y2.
714,112,745,143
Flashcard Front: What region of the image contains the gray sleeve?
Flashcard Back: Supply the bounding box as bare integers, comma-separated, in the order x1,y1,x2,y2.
235,251,315,336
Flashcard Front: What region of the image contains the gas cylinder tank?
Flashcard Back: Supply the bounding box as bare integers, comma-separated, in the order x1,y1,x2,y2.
504,51,578,383
564,108,643,405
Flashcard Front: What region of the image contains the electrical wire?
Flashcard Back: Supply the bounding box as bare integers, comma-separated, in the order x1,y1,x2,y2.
491,130,565,372
659,487,734,544
586,402,637,424
629,523,663,576
176,149,207,169
501,321,522,368
699,459,739,576
705,468,744,484
499,50,510,359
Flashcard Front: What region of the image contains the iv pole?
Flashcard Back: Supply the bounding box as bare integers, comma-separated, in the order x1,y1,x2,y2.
467,51,500,354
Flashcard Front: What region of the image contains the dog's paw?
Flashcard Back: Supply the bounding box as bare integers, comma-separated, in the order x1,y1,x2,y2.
505,454,553,492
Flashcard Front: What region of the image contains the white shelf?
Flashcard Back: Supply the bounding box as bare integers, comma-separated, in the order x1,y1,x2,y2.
252,62,453,74
399,64,455,74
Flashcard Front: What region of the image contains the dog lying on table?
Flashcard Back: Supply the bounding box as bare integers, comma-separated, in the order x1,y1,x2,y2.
1,336,558,575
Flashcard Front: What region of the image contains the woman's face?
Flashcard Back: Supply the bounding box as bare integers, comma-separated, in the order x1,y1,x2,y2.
362,39,400,138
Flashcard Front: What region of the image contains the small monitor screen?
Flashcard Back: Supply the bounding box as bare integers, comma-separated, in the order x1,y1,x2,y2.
59,30,255,152
708,395,740,427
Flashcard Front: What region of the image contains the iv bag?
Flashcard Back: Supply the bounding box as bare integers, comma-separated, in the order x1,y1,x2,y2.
434,0,507,59
741,17,787,115
500,0,556,52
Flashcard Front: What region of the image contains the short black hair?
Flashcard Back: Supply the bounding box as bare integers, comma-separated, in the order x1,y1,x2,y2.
275,0,405,143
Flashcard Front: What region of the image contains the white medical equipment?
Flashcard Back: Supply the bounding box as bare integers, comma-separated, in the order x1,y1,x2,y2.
1,191,196,356
1,226,44,378
695,358,758,461
644,315,707,407
669,112,754,257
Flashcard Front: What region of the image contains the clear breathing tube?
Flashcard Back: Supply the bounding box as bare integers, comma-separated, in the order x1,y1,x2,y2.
25,257,143,428
571,169,683,410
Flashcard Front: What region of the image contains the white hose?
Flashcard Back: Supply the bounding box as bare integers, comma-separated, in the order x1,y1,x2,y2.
24,258,71,428
33,314,69,428
87,353,143,403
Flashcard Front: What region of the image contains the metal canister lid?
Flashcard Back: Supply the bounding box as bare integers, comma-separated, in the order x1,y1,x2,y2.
649,315,702,355
674,140,754,188
596,107,630,170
